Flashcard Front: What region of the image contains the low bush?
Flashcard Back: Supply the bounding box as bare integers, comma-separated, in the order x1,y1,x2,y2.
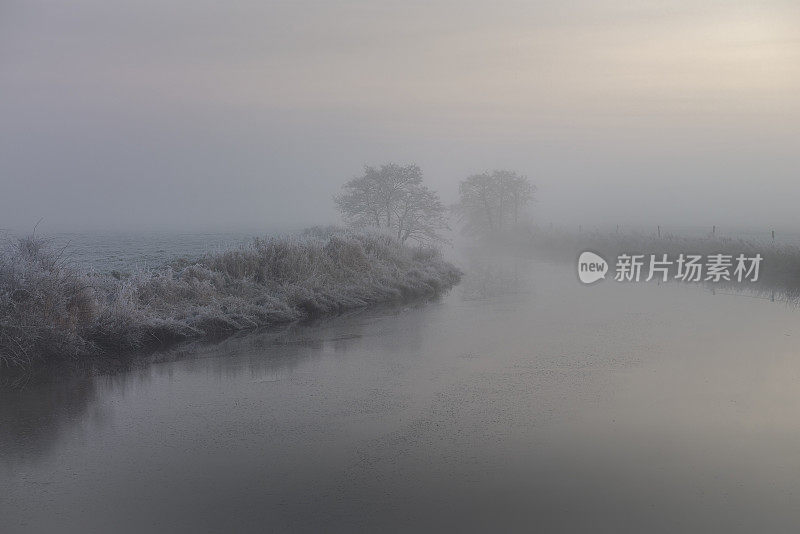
0,231,461,366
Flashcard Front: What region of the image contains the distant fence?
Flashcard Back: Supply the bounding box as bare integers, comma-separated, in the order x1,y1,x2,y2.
550,224,797,247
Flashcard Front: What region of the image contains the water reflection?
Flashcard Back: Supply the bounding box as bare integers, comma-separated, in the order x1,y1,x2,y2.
456,248,534,301
0,300,437,466
4,252,800,532
0,376,101,463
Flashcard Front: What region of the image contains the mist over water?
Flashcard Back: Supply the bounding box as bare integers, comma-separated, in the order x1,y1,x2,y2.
3,1,800,531
3,247,800,532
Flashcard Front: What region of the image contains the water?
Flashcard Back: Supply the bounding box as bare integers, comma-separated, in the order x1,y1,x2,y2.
3,246,800,532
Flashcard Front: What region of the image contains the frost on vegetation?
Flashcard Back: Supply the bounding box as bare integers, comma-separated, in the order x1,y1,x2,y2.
0,230,461,366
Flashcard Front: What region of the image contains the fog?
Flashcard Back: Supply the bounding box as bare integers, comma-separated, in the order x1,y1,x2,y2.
2,0,799,233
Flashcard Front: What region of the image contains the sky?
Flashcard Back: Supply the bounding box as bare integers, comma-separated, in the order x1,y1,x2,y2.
1,0,799,233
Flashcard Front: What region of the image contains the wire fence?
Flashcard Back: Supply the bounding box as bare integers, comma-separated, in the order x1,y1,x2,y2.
549,224,799,247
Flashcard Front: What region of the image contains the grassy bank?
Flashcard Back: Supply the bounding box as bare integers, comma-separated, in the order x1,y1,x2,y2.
521,228,800,295
0,230,462,367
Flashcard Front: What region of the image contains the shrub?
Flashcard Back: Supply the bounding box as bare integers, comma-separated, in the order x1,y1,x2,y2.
0,230,461,367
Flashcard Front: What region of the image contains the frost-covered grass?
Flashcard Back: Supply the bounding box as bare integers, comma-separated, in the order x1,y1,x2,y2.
0,231,461,367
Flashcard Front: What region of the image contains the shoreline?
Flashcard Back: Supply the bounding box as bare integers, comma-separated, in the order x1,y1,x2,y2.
0,230,462,368
471,227,800,299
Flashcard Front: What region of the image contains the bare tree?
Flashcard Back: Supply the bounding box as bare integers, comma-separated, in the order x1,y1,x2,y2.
335,163,448,244
453,172,500,235
496,170,534,227
453,170,535,236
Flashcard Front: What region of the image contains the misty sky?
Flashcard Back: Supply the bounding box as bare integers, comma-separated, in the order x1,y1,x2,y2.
2,0,799,233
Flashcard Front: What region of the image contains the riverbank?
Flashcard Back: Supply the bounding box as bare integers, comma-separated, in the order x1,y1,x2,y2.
462,227,800,303
0,230,462,367
6,247,800,532
489,227,800,297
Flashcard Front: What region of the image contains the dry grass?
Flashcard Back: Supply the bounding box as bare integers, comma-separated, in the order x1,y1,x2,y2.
0,230,461,367
523,227,800,293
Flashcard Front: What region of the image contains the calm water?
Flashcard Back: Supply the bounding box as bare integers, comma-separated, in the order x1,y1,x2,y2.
3,246,800,532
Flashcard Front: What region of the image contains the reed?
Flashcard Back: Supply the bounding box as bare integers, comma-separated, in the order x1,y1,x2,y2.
0,230,461,367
